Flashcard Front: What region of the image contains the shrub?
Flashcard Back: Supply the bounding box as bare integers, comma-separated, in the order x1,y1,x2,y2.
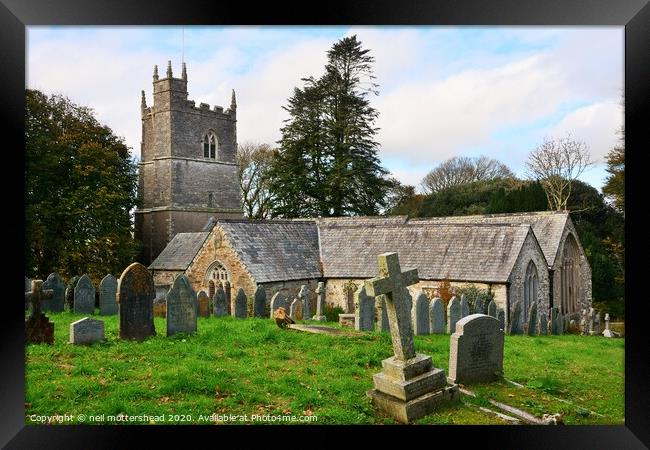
456,284,494,314
324,304,345,322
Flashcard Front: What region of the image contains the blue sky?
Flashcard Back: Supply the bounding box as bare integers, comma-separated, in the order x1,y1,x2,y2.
27,26,623,192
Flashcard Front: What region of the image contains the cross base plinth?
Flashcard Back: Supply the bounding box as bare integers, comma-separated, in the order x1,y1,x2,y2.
312,315,327,322
25,313,54,345
369,353,459,423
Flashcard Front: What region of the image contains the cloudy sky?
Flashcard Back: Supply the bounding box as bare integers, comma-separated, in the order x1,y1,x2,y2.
27,26,623,191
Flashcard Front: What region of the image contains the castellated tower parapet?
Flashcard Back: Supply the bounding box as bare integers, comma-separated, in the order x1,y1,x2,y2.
136,61,243,265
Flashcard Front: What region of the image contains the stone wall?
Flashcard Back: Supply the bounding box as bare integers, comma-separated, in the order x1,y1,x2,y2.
260,279,320,314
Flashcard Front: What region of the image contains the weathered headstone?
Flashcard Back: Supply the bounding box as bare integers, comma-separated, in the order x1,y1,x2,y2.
593,311,601,334
299,285,311,319
448,314,504,384
213,286,228,317
587,307,595,335
365,252,458,423
539,312,548,335
197,291,210,318
43,272,65,312
447,296,460,334
429,297,445,334
376,295,390,332
487,300,497,318
354,285,375,332
74,274,95,314
224,280,232,315
312,282,327,322
527,301,537,336
270,292,287,318
413,292,429,335
234,288,248,318
602,313,616,338
166,275,197,336
290,298,303,320
117,262,156,341
99,274,118,316
550,307,560,335
460,294,470,318
497,309,505,331
474,297,486,315
25,280,55,345
64,275,80,311
509,301,522,335
556,311,564,335
253,285,266,318
69,317,105,345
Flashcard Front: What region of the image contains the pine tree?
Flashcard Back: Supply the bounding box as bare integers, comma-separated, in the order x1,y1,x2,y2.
269,35,391,217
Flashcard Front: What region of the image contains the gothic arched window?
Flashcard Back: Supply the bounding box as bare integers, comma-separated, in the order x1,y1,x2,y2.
560,234,580,315
523,260,539,324
203,132,217,159
206,260,229,285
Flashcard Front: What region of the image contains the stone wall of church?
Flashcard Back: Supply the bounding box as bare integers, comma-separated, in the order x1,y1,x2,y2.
259,279,320,317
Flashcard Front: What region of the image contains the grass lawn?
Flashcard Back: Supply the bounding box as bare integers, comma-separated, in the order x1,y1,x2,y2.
25,312,624,425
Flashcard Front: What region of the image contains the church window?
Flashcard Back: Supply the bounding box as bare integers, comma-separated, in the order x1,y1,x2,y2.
560,234,580,315
203,132,217,159
207,261,229,285
523,260,538,324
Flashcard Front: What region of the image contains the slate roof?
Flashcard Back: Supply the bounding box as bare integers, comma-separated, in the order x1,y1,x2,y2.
318,223,533,283
407,211,569,266
218,220,322,283
149,232,210,270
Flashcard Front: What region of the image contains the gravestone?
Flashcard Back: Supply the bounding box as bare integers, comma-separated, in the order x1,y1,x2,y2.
448,314,504,384
593,311,601,334
376,295,390,332
117,262,156,341
527,302,537,336
429,297,445,334
74,274,95,314
338,313,355,327
354,285,375,332
270,292,288,318
313,282,327,322
166,275,197,336
290,298,303,320
539,312,548,335
213,286,228,317
509,301,522,335
197,291,210,318
365,252,459,423
587,308,595,335
447,296,460,334
568,319,577,333
487,300,497,318
43,272,65,312
602,313,615,338
550,307,560,335
556,310,564,335
253,285,266,318
299,285,311,319
69,317,105,345
474,297,486,315
234,288,248,318
460,294,469,318
224,280,232,315
25,280,55,344
413,292,429,335
64,275,80,311
99,274,118,316
497,309,505,331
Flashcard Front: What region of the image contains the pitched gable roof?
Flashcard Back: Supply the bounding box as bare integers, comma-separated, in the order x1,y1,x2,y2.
149,232,210,270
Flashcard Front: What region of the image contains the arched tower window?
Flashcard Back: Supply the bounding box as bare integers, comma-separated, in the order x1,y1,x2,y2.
560,234,580,315
523,260,539,324
202,132,217,159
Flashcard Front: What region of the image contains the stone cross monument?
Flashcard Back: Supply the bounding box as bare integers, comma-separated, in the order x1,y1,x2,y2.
312,282,327,322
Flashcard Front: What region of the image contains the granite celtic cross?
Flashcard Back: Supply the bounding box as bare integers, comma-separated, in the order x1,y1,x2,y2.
365,252,419,361
25,280,54,318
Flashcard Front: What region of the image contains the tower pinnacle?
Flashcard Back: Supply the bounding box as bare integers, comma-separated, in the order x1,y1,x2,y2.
231,89,237,110
153,65,159,81
182,62,187,81
166,60,173,78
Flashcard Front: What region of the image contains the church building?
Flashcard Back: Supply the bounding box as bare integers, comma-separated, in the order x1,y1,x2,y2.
139,62,592,328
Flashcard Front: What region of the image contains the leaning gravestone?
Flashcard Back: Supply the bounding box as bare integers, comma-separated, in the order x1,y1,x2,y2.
69,317,105,345
43,272,65,312
166,275,197,336
213,286,228,317
74,274,96,314
299,285,311,319
509,301,522,335
25,280,55,344
270,292,288,318
117,262,156,341
234,288,248,318
290,298,303,320
313,282,327,322
447,296,460,334
527,302,537,336
376,295,390,332
429,297,445,334
487,300,497,318
99,274,118,315
413,292,429,335
448,314,504,384
64,275,80,311
539,312,548,335
197,291,210,318
365,252,459,423
354,285,375,332
460,294,470,318
253,285,266,318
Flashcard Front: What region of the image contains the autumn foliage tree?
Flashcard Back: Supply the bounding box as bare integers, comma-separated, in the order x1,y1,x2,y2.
25,89,139,284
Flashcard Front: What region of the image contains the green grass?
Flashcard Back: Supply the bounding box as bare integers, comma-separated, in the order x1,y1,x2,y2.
25,312,624,425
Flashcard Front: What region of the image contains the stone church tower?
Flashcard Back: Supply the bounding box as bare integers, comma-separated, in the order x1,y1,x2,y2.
135,61,243,265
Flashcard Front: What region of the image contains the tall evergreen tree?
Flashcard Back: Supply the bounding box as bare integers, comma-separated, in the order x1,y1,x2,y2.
602,127,624,214
269,35,391,217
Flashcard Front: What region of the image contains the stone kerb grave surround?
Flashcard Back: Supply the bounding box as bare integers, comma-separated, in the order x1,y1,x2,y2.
365,252,459,423
117,262,156,341
448,314,504,385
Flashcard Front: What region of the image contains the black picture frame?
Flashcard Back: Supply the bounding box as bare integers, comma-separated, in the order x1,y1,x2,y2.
4,0,648,447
